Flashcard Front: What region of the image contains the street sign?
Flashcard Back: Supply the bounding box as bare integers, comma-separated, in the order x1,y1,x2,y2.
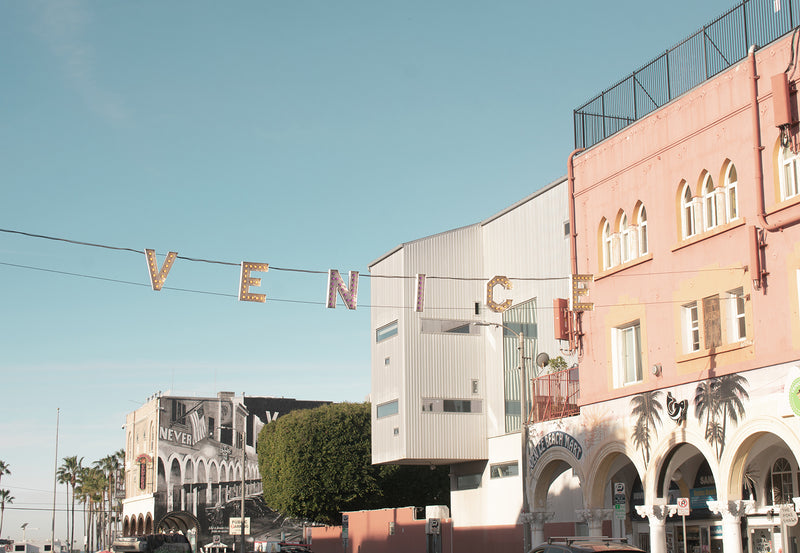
228,517,251,535
614,503,626,520
780,504,798,526
677,497,690,516
614,482,625,495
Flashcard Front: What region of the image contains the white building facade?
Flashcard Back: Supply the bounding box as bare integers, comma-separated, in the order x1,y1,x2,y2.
369,178,578,538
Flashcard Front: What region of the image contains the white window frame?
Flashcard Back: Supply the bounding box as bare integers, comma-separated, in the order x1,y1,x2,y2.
682,302,700,353
612,321,643,387
620,213,631,263
637,205,648,256
602,220,613,270
376,399,399,419
780,145,800,201
376,320,398,342
725,164,739,222
727,287,746,342
702,174,718,231
682,184,696,239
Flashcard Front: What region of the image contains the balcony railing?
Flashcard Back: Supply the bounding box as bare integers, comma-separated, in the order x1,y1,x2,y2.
574,0,800,150
528,368,580,423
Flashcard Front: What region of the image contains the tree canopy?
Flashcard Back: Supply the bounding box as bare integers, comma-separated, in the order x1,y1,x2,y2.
257,402,449,525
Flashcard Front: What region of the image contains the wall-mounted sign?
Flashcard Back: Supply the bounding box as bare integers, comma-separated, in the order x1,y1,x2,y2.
529,431,583,469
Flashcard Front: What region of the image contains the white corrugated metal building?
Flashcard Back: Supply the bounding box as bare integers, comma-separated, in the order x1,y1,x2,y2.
369,176,579,529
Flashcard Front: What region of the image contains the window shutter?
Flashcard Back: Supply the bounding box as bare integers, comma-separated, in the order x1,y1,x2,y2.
703,294,722,348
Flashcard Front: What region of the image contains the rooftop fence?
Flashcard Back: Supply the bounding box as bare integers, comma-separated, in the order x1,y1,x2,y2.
574,0,800,150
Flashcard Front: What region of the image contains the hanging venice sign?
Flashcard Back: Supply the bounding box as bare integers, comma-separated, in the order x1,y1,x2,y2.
145,251,591,314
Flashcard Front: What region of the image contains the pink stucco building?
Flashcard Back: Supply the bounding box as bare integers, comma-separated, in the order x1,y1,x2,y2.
355,4,800,553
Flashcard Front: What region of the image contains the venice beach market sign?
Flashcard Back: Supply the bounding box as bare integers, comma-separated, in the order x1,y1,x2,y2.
529,431,583,468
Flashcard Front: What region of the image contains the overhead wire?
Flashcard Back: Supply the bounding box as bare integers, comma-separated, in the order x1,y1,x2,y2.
0,227,747,311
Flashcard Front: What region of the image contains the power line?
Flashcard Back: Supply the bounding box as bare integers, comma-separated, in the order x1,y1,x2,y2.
0,227,748,311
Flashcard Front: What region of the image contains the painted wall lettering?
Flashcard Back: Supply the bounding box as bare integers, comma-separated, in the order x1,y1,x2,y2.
528,431,583,469
159,426,194,446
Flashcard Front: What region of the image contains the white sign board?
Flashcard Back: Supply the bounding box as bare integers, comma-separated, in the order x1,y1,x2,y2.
229,517,251,535
780,504,798,526
677,497,690,516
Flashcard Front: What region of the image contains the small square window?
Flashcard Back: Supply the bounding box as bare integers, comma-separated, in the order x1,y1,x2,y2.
384,357,390,366
456,473,482,490
490,461,519,479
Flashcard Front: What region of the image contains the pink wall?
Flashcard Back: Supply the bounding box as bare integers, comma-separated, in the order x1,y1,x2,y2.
307,507,592,553
571,31,800,406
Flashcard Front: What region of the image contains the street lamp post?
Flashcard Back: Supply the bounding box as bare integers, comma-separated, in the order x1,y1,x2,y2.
240,395,247,553
475,322,531,553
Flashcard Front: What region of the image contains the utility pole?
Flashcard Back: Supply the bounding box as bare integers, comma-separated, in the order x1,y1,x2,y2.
240,394,246,553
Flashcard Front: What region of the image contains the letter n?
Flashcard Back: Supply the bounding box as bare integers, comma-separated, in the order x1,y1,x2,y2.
327,270,358,309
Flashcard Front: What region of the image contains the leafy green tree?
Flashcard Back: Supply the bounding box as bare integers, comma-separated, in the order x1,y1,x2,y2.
0,489,13,537
257,402,449,525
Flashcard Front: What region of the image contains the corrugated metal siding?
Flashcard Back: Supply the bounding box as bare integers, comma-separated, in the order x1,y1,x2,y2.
481,179,571,438
370,179,573,465
403,224,488,461
370,249,406,464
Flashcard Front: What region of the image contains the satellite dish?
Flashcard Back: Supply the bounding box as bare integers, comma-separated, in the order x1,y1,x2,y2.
536,352,550,368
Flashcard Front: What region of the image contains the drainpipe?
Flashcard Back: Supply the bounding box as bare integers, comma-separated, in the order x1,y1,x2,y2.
567,148,584,352
751,45,800,232
568,148,584,275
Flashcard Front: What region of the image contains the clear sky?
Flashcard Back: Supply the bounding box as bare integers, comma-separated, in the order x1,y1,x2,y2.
1,0,735,543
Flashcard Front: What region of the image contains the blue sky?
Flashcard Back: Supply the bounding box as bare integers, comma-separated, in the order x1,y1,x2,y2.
1,0,735,542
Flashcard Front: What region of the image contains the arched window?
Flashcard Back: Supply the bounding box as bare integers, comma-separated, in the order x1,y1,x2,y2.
725,163,738,222
682,183,696,238
780,144,800,200
769,457,794,504
619,213,630,263
637,205,648,255
702,173,717,230
602,220,612,270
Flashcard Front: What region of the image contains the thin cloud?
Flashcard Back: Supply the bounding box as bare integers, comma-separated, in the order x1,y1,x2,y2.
32,0,129,124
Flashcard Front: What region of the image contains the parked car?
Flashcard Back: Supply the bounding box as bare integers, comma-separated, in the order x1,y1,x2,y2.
112,534,192,553
529,537,647,553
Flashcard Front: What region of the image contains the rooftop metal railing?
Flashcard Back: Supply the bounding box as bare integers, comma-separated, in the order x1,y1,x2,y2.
574,0,800,150
529,368,580,423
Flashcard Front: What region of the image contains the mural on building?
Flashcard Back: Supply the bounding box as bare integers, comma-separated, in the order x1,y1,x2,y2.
629,390,663,466
693,374,749,460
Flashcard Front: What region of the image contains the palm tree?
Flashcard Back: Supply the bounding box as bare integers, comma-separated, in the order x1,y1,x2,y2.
630,391,663,466
57,456,83,552
95,452,124,546
88,468,108,550
715,374,750,457
0,489,13,537
694,379,720,451
0,461,9,486
76,467,106,552
694,376,750,459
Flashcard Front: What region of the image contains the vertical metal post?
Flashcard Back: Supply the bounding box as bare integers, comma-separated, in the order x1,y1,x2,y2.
241,394,246,553
519,332,530,553
743,1,750,56
601,93,607,139
51,408,60,553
